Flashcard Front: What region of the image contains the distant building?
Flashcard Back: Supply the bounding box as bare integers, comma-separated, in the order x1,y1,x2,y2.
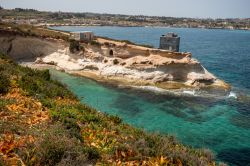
70,31,94,41
159,33,180,52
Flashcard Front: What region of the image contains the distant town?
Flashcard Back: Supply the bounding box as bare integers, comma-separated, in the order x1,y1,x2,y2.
0,7,250,30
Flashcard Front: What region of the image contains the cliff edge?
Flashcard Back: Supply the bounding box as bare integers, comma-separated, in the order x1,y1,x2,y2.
0,27,230,93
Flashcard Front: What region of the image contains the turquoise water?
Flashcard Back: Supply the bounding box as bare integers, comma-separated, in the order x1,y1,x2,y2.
50,26,250,165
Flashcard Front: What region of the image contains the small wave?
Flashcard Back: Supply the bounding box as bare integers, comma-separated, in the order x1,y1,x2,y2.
228,91,237,99
130,85,230,99
132,86,199,97
132,86,167,93
183,90,196,96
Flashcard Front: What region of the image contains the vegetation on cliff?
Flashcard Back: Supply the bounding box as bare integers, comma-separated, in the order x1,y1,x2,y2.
69,39,80,53
0,52,222,165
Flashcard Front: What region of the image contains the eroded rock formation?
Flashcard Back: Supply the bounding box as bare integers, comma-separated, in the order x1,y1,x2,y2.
0,34,230,90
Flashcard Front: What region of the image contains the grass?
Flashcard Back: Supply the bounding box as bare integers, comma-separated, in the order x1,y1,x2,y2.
0,52,223,165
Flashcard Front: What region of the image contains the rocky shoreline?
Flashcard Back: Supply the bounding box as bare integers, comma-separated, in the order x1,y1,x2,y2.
0,32,230,94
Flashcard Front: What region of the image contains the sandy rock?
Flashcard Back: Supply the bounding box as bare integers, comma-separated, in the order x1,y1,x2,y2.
152,74,174,83
82,64,99,70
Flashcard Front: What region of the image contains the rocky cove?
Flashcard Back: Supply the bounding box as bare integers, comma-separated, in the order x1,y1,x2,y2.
0,29,230,96
1,25,250,166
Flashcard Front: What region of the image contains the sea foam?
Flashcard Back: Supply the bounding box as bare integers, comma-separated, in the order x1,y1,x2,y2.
183,90,196,96
228,91,237,99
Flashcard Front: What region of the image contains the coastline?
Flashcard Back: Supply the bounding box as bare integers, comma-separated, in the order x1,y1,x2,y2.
48,24,250,31
1,54,220,165
0,8,249,165
22,62,231,99
0,25,230,96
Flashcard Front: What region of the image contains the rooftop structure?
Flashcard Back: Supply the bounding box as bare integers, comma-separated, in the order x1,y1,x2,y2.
70,31,94,42
159,33,180,52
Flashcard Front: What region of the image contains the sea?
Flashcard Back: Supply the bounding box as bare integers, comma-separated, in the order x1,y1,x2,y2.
49,26,250,166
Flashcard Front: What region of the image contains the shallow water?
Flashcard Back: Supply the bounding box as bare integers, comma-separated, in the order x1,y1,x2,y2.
50,26,250,165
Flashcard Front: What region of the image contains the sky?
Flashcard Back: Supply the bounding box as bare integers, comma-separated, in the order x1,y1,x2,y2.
1,0,250,19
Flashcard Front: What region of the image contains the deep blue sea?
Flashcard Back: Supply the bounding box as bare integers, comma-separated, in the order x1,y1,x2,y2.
50,26,250,165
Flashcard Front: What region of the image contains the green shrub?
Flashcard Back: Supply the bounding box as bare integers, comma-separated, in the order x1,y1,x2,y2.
80,45,85,52
108,114,122,124
20,123,91,166
0,52,15,64
83,147,100,160
104,42,110,46
90,40,101,47
0,73,10,94
0,158,6,166
0,98,14,111
113,59,119,65
37,69,50,81
18,70,75,99
69,39,80,53
82,113,101,123
0,53,8,60
63,117,83,141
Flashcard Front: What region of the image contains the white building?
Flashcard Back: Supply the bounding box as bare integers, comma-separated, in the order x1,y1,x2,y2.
70,31,94,41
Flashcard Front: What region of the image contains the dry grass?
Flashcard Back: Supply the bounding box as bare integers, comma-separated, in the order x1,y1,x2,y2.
0,22,69,41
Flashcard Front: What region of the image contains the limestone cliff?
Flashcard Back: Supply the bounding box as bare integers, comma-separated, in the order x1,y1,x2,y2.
0,32,230,91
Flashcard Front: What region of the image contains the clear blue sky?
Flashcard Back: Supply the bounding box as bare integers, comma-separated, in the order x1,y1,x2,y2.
1,0,250,18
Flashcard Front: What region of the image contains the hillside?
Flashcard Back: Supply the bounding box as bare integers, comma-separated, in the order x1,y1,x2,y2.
0,8,249,30
0,52,222,165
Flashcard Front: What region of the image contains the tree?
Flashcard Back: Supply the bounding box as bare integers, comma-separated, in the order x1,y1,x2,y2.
0,6,3,10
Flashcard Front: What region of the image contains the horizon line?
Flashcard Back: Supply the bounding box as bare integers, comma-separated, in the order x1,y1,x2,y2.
2,7,250,20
